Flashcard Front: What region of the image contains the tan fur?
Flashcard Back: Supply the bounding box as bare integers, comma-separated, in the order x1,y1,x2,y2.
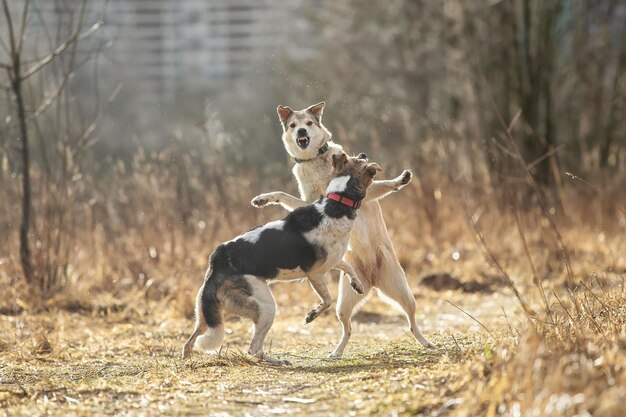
252,102,433,358
331,152,381,190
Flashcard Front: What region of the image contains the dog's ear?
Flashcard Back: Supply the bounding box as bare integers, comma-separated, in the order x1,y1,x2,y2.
277,105,293,125
332,152,348,170
307,102,326,121
365,163,382,178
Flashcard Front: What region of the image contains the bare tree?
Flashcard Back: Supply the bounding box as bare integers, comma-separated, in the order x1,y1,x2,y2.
2,0,35,284
1,0,103,291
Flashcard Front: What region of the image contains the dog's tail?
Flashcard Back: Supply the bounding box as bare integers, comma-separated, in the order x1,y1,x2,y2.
194,257,227,351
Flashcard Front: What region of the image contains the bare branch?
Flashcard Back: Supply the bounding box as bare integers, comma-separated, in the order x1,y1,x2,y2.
27,0,58,66
462,198,533,317
446,299,497,342
527,145,563,171
1,0,18,56
565,172,626,217
21,21,103,80
0,32,10,55
31,71,71,118
488,145,554,325
493,134,521,161
16,0,29,55
31,40,112,119
76,121,97,150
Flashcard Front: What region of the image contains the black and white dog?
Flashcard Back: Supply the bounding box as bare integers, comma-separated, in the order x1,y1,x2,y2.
181,152,381,364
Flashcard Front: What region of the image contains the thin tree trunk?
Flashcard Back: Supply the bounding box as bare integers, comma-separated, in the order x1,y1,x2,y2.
3,0,34,285
12,64,34,285
600,21,626,168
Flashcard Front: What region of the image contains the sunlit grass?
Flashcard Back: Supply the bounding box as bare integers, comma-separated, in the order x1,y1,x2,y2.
1,146,625,415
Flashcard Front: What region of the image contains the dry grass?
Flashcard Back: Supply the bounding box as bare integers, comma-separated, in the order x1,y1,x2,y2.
1,141,626,415
1,285,511,417
2,204,625,416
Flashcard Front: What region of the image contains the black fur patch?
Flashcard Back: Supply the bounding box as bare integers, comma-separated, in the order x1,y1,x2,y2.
200,194,356,329
202,269,255,327
343,176,367,202
324,176,365,219
324,200,357,219
201,269,223,327
283,203,324,233
209,204,325,280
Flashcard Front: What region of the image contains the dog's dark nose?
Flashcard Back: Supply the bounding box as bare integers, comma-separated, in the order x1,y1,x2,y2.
297,128,308,137
357,152,368,160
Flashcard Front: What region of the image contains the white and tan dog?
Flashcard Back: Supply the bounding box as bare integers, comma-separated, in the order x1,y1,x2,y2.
252,102,433,358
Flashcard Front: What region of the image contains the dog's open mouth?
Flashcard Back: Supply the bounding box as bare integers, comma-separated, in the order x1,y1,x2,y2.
296,137,310,149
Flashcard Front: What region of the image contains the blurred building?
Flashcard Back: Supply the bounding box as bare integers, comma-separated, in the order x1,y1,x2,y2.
19,0,311,104
106,0,304,103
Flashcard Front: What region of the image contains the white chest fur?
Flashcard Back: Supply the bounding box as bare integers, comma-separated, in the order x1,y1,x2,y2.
293,143,344,202
291,142,389,273
304,201,353,268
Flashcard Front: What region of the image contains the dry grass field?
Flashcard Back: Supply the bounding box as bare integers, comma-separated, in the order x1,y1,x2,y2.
1,171,625,416
0,287,506,416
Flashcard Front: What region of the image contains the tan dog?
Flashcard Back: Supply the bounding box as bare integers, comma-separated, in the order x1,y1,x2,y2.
252,102,433,357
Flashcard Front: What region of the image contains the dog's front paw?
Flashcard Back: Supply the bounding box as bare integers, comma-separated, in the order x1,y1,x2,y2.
396,170,412,188
328,350,343,359
262,353,291,366
305,309,320,324
251,195,269,207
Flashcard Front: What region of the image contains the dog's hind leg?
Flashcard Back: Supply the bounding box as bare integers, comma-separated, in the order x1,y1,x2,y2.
181,318,208,359
182,285,209,359
241,276,290,366
332,260,364,294
376,246,434,349
329,270,371,358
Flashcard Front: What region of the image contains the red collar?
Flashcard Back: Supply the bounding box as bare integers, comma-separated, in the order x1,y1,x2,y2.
326,193,362,209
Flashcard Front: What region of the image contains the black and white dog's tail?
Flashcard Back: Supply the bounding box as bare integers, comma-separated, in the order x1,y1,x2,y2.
194,264,225,351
